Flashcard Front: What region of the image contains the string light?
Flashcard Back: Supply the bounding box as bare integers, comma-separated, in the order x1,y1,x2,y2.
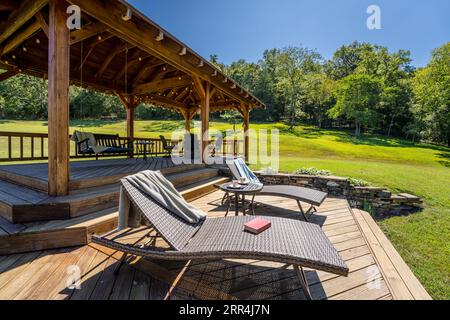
23,46,27,52
36,38,40,44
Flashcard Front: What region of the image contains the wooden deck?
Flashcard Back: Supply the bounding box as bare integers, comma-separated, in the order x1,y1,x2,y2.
0,192,431,300
0,157,186,192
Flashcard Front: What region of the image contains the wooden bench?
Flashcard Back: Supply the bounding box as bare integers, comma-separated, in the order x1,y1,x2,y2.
76,133,133,160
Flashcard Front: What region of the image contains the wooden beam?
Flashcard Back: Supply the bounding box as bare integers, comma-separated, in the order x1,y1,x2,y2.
76,32,114,71
70,22,107,45
142,94,187,111
133,75,192,95
242,103,250,162
66,0,260,107
0,0,19,11
201,82,210,162
95,42,131,78
0,69,19,82
0,0,47,45
35,12,49,37
1,19,41,55
113,51,150,82
130,59,157,87
48,0,70,196
192,75,205,100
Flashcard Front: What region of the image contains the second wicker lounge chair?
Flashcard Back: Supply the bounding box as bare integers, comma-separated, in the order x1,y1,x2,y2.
227,158,328,221
92,176,348,300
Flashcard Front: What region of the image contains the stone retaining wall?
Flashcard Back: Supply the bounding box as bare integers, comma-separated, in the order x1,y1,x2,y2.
254,172,422,216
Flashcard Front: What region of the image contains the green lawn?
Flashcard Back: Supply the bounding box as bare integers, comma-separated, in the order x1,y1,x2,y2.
0,119,449,299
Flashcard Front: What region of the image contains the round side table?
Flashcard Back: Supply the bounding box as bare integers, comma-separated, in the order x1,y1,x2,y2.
218,182,263,216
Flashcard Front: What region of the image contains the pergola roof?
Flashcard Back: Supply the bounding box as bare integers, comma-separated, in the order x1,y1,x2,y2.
0,0,265,114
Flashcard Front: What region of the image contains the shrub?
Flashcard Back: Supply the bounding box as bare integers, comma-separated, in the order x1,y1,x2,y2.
348,177,371,187
295,167,332,176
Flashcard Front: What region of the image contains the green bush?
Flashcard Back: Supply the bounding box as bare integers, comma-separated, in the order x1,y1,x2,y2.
348,177,371,187
295,167,332,176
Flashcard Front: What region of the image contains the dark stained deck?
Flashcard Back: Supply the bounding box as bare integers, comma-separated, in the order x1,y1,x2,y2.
0,192,431,300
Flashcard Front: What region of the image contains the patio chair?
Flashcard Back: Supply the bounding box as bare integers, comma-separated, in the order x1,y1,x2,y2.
160,135,175,157
92,175,349,300
226,158,327,221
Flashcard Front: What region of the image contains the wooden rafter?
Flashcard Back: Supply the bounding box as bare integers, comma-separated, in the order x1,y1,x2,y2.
95,41,133,78
175,87,191,102
192,75,205,100
133,75,192,95
35,12,48,37
66,0,261,107
130,59,158,87
1,19,41,55
113,50,150,82
76,32,114,71
70,22,107,45
143,94,187,111
0,0,47,45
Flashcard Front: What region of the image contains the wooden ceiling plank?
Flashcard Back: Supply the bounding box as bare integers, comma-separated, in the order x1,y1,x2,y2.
0,0,48,45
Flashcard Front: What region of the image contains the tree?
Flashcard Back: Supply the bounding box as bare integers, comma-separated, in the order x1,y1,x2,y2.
275,47,322,128
329,74,383,136
324,41,373,80
412,43,450,146
303,73,336,128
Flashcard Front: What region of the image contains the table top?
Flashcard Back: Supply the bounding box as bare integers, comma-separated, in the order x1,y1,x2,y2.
136,141,155,145
219,182,263,194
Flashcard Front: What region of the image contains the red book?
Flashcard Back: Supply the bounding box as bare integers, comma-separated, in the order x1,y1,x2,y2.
244,218,272,235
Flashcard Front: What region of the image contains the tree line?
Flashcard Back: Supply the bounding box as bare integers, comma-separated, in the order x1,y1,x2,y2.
217,42,449,146
0,41,448,146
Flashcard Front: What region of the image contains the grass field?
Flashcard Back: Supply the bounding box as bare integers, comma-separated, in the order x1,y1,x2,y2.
0,119,449,299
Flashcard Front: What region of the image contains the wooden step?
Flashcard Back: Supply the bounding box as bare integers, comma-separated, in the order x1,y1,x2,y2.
180,176,230,202
0,208,118,255
166,168,219,188
0,166,217,224
0,170,229,254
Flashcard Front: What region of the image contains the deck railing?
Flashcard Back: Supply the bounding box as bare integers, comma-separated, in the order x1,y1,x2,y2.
0,131,243,162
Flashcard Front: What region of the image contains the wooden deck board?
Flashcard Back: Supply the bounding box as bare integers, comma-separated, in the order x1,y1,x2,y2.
0,192,430,300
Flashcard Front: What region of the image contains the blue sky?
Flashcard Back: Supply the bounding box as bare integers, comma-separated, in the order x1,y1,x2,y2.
127,0,449,67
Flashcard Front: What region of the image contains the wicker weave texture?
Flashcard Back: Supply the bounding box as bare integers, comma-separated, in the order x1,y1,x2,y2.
121,179,202,251
183,216,348,275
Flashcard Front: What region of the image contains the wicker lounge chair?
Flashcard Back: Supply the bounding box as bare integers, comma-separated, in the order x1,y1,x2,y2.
226,158,327,221
92,178,348,300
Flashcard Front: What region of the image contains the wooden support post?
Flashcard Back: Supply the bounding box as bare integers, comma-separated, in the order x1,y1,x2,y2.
242,104,250,162
48,0,70,196
201,82,210,163
116,93,139,158
126,106,135,142
181,109,191,132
